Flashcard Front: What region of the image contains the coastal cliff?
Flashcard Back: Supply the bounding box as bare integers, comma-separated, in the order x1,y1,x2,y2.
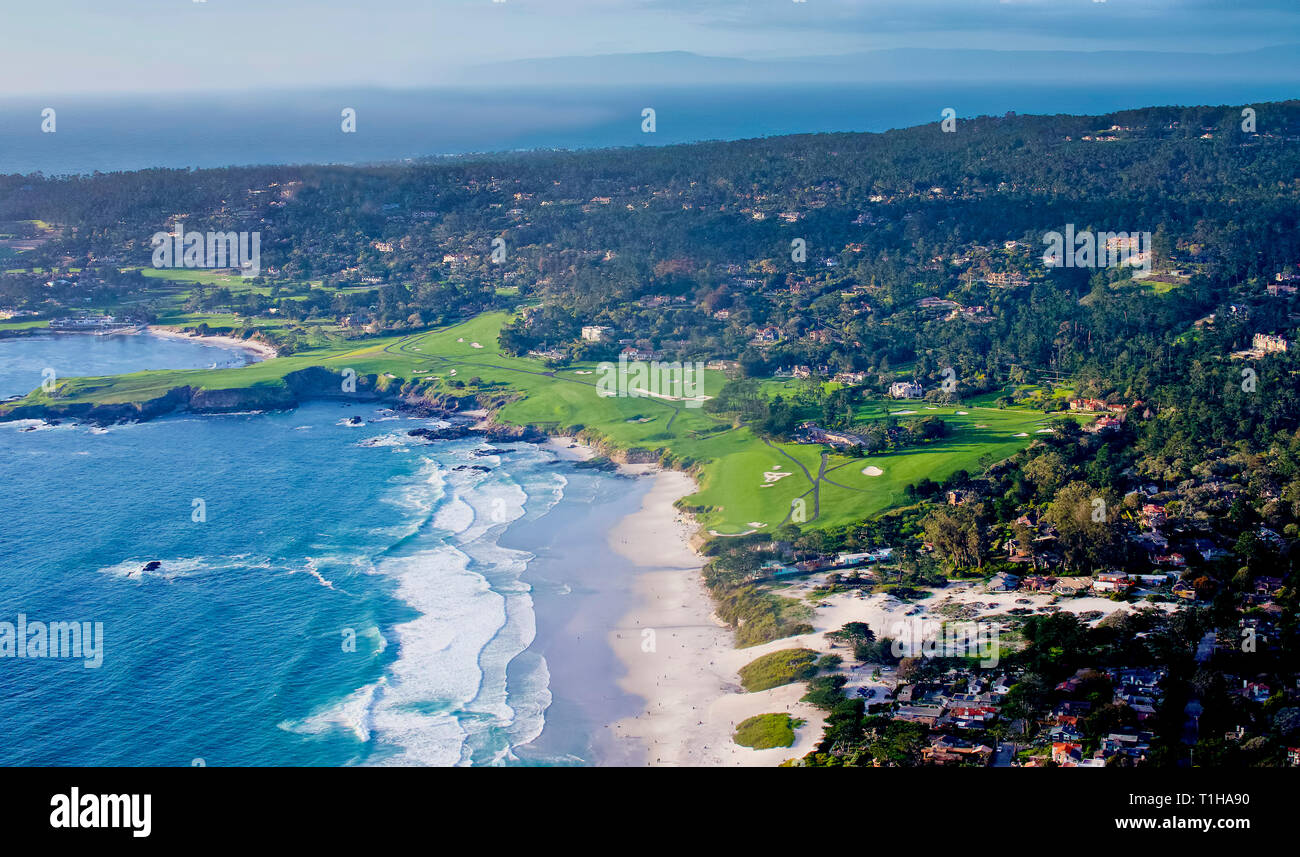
0,367,477,425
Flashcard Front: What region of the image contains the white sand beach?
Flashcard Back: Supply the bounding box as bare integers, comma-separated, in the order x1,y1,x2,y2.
147,325,278,361
605,467,825,766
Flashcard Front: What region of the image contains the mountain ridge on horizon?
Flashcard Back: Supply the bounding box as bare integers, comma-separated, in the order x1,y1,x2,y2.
456,44,1300,87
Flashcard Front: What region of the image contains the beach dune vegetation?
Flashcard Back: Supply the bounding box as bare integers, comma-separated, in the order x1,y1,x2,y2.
733,713,803,749
738,648,821,692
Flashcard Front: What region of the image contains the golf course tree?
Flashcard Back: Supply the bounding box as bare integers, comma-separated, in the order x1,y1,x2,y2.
1043,481,1126,571
921,503,990,570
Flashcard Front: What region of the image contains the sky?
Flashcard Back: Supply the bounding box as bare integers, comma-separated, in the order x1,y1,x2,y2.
3,0,1299,95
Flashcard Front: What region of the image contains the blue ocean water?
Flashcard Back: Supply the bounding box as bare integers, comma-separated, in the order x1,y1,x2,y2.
0,332,253,401
0,333,648,766
3,81,1297,175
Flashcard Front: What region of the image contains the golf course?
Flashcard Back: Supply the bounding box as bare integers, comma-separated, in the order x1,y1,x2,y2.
2,310,1058,535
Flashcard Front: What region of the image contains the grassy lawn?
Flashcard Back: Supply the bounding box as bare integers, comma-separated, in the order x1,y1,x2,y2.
733,713,803,749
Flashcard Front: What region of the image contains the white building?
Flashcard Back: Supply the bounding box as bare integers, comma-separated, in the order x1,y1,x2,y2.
889,381,923,399
581,325,612,342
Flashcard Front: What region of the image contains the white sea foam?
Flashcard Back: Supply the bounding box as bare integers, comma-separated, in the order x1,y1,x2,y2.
299,442,560,766
281,678,383,743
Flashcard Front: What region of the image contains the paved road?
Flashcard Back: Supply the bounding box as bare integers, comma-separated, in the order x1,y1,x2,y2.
992,742,1017,767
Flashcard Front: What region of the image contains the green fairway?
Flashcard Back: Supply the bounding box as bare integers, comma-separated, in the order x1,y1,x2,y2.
0,318,50,331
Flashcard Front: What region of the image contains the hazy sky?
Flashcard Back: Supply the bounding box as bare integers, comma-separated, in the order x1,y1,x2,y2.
3,0,1298,95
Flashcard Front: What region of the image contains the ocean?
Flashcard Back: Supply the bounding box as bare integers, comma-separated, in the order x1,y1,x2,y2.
0,332,650,766
3,81,1298,175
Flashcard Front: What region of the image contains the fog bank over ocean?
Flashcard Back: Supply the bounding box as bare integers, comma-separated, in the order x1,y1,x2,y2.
3,79,1297,176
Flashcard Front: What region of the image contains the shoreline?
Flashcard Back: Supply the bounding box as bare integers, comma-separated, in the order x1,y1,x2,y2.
599,450,825,767
145,324,279,362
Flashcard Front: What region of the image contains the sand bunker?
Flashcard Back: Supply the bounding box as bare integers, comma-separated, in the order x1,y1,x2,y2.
862,466,884,476
1014,432,1028,437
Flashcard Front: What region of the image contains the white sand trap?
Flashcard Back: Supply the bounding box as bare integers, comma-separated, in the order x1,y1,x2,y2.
626,387,713,403
862,466,884,476
1014,432,1029,437
925,406,938,410
573,370,593,375
1036,428,1055,433
449,369,457,376
456,338,464,342
894,409,917,415
762,471,793,484
471,342,484,348
747,522,768,528
956,410,968,415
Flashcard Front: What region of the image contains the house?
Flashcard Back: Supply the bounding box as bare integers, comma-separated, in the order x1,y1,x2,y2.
1255,576,1285,597
918,297,960,313
894,704,944,726
581,325,612,342
941,705,999,730
987,572,1021,592
1053,577,1093,596
619,346,661,361
1094,572,1134,593
1087,416,1122,433
1051,742,1084,766
835,551,886,568
889,381,923,399
1052,701,1092,726
752,326,781,344
1069,398,1108,412
1253,332,1290,354
1192,539,1229,561
1100,732,1152,763
1139,504,1167,527
921,735,993,766
1239,681,1272,703
1134,573,1173,587
1172,581,1198,601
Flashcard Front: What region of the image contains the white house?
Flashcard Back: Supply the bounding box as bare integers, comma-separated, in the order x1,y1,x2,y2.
889,381,923,399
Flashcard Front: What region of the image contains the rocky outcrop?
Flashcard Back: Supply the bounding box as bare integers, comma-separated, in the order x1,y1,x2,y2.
1,385,194,425
188,385,296,414
406,422,547,445
482,424,547,444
